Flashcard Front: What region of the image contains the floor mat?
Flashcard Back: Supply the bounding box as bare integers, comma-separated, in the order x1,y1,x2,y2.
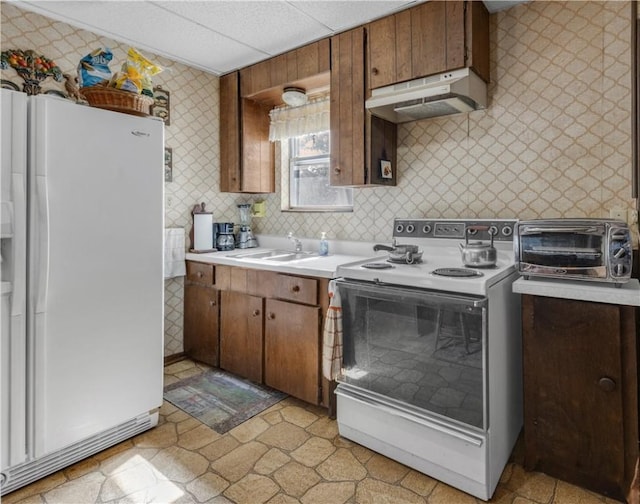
163,369,287,434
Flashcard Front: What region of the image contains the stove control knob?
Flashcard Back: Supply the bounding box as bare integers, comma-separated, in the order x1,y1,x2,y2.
614,247,626,259
501,226,513,236
406,224,415,233
422,224,431,235
467,227,478,235
489,225,499,236
395,223,404,233
614,263,626,276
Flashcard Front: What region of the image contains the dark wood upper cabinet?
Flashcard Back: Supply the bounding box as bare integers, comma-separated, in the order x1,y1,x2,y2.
367,0,490,90
219,72,241,192
219,71,274,193
410,0,448,80
330,27,397,187
240,39,330,101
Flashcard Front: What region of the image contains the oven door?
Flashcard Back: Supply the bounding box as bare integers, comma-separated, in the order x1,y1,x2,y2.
335,278,488,430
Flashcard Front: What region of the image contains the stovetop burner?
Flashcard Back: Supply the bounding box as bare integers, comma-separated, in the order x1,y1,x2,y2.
362,262,395,270
432,267,484,278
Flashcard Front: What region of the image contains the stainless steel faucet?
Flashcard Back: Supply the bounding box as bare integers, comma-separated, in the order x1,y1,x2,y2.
287,232,302,252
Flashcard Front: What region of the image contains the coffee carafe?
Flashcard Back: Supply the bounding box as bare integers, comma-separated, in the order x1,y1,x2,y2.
215,222,235,251
236,203,258,249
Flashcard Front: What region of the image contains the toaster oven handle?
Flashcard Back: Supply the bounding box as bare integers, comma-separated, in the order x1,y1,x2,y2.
520,226,599,235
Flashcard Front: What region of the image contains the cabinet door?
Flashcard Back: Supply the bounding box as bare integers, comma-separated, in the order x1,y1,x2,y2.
264,299,320,404
241,98,274,193
220,290,264,383
368,11,412,90
330,27,366,186
219,72,241,192
411,0,447,79
368,15,397,89
183,284,219,367
522,296,628,498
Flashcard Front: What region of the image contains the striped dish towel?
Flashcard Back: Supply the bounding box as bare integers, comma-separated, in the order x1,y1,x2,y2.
322,280,343,381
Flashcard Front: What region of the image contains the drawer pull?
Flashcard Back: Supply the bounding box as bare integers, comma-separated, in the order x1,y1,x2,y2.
598,377,616,392
209,300,216,307
268,313,276,320
252,309,260,317
291,285,300,293
372,67,379,76
197,272,203,278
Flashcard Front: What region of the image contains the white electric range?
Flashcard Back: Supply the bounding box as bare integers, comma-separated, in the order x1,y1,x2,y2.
334,219,522,501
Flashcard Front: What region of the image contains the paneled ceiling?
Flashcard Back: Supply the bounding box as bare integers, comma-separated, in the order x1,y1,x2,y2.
12,0,526,75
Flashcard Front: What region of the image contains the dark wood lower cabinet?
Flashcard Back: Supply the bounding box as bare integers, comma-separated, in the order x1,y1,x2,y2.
522,295,638,501
183,283,220,367
184,262,328,407
264,299,321,405
220,290,264,383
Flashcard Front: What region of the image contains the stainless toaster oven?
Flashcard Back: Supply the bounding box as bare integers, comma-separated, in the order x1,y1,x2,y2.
514,219,632,284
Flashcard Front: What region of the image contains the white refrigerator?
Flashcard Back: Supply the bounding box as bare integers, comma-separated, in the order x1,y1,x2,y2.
0,89,164,495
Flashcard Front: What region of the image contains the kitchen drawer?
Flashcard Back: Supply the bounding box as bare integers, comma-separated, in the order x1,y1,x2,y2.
275,274,318,305
186,261,214,286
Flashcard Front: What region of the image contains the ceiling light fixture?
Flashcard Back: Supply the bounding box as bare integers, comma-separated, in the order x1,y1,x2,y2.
282,87,308,107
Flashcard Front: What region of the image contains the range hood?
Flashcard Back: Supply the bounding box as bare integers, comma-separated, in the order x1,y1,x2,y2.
365,68,487,123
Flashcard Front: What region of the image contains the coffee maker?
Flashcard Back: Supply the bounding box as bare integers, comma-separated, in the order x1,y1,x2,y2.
215,222,235,251
236,203,258,249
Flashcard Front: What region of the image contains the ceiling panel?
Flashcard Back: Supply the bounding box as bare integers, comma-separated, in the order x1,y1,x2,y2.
156,1,332,55
291,1,416,31
13,0,528,75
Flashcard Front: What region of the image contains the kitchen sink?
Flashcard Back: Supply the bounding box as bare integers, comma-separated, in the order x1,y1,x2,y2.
265,251,318,262
225,249,318,262
226,249,291,259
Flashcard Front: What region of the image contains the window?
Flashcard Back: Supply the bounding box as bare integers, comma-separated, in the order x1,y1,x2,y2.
288,132,353,211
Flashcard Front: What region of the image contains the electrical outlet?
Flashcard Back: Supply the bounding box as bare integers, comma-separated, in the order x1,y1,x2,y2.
628,209,638,225
609,207,626,221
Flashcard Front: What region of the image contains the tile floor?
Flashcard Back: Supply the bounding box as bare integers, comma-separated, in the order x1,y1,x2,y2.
3,359,620,504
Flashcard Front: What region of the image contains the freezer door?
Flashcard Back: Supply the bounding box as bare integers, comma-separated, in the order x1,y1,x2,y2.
0,89,28,470
29,96,164,458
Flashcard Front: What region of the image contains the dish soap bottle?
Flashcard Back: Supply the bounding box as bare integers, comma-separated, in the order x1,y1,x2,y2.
319,232,329,256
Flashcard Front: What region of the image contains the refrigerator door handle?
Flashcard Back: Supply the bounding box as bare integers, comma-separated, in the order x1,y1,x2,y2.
11,172,26,317
34,175,50,314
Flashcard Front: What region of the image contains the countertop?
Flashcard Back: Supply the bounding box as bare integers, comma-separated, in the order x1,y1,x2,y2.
186,235,381,279
186,248,370,279
513,277,640,306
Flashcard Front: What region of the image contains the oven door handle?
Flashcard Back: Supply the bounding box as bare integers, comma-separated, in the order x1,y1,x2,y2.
520,226,599,234
336,386,484,447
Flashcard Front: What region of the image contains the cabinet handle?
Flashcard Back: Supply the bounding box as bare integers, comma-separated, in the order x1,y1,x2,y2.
252,309,260,317
334,167,341,174
209,300,216,307
197,272,203,278
598,377,616,392
268,313,276,320
291,285,300,293
372,67,379,76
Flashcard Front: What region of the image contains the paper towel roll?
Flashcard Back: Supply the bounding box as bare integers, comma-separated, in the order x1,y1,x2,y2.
193,213,213,251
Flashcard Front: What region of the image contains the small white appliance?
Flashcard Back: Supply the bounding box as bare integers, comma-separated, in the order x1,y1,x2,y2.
0,90,164,494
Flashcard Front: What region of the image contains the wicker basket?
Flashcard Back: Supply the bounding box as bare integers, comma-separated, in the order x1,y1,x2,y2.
80,85,154,117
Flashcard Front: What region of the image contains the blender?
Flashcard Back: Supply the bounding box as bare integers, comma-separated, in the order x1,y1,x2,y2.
236,203,258,248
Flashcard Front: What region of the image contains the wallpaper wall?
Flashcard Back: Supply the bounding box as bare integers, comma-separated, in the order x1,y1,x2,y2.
2,1,636,358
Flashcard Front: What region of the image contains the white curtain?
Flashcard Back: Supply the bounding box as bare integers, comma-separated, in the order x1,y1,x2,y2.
268,96,330,142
